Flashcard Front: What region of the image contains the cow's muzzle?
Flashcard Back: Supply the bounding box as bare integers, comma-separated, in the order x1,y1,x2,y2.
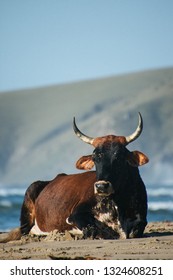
94,180,114,196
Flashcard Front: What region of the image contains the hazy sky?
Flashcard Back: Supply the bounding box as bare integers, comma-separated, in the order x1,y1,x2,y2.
0,0,173,92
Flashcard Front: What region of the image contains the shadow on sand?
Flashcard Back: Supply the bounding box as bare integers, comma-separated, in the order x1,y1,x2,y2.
144,231,173,238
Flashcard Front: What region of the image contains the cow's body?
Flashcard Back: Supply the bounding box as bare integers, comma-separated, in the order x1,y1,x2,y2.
32,172,96,233
20,162,147,239
0,113,149,243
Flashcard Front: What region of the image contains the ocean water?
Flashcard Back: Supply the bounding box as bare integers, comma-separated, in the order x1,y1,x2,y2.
0,183,173,232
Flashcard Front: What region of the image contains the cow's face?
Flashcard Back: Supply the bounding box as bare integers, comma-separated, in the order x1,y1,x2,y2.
73,113,149,197
92,142,127,196
76,141,148,196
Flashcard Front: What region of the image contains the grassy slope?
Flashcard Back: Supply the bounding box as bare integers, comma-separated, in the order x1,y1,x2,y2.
0,67,173,187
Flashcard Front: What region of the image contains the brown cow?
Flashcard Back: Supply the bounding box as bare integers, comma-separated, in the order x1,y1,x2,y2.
0,113,149,242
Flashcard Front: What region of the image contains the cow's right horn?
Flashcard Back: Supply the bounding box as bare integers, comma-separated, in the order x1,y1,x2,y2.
73,117,94,145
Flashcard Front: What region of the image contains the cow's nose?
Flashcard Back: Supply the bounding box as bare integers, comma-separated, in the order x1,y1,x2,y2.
94,180,113,196
95,181,110,191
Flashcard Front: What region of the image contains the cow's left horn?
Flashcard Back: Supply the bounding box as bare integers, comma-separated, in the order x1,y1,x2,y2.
73,117,94,145
125,112,143,145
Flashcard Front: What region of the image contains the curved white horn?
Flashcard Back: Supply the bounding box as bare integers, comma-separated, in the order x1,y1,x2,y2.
125,112,143,145
73,117,94,145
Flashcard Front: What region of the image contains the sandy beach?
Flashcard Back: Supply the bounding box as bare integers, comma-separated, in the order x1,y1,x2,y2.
0,222,173,260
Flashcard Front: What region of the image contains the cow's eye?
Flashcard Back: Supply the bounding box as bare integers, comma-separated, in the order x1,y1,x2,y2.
97,153,103,158
92,152,103,161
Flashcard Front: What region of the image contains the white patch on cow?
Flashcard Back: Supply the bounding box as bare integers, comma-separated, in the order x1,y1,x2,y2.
68,227,83,237
30,219,49,235
97,212,111,223
114,206,120,226
117,227,127,239
96,212,118,231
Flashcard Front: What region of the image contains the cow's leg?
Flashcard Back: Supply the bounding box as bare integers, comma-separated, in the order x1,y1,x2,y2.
67,209,98,239
118,211,147,239
129,219,147,238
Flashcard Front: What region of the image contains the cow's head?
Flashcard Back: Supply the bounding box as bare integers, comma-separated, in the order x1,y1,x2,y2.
73,113,149,197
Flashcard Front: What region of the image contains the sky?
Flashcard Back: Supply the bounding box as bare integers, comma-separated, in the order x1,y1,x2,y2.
0,0,173,92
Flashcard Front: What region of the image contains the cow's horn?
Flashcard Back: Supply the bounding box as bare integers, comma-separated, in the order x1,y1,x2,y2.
125,112,143,145
73,117,94,145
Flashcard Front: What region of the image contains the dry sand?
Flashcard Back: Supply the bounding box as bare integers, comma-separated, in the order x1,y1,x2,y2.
0,222,173,260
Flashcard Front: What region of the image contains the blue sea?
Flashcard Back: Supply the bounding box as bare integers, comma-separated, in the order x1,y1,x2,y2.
0,183,173,232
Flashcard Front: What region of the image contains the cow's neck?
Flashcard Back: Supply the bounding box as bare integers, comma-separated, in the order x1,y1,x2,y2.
111,165,132,193
113,165,140,197
94,195,115,210
93,195,119,238
94,196,118,225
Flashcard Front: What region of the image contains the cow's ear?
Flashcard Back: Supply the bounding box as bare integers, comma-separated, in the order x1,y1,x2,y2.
76,155,94,170
127,151,149,167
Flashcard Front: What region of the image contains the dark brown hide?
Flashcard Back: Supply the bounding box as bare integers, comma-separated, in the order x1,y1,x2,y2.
35,172,96,232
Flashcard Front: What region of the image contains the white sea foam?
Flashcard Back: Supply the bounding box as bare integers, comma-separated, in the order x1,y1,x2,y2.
148,201,173,211
0,199,12,207
148,188,173,197
0,187,25,197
